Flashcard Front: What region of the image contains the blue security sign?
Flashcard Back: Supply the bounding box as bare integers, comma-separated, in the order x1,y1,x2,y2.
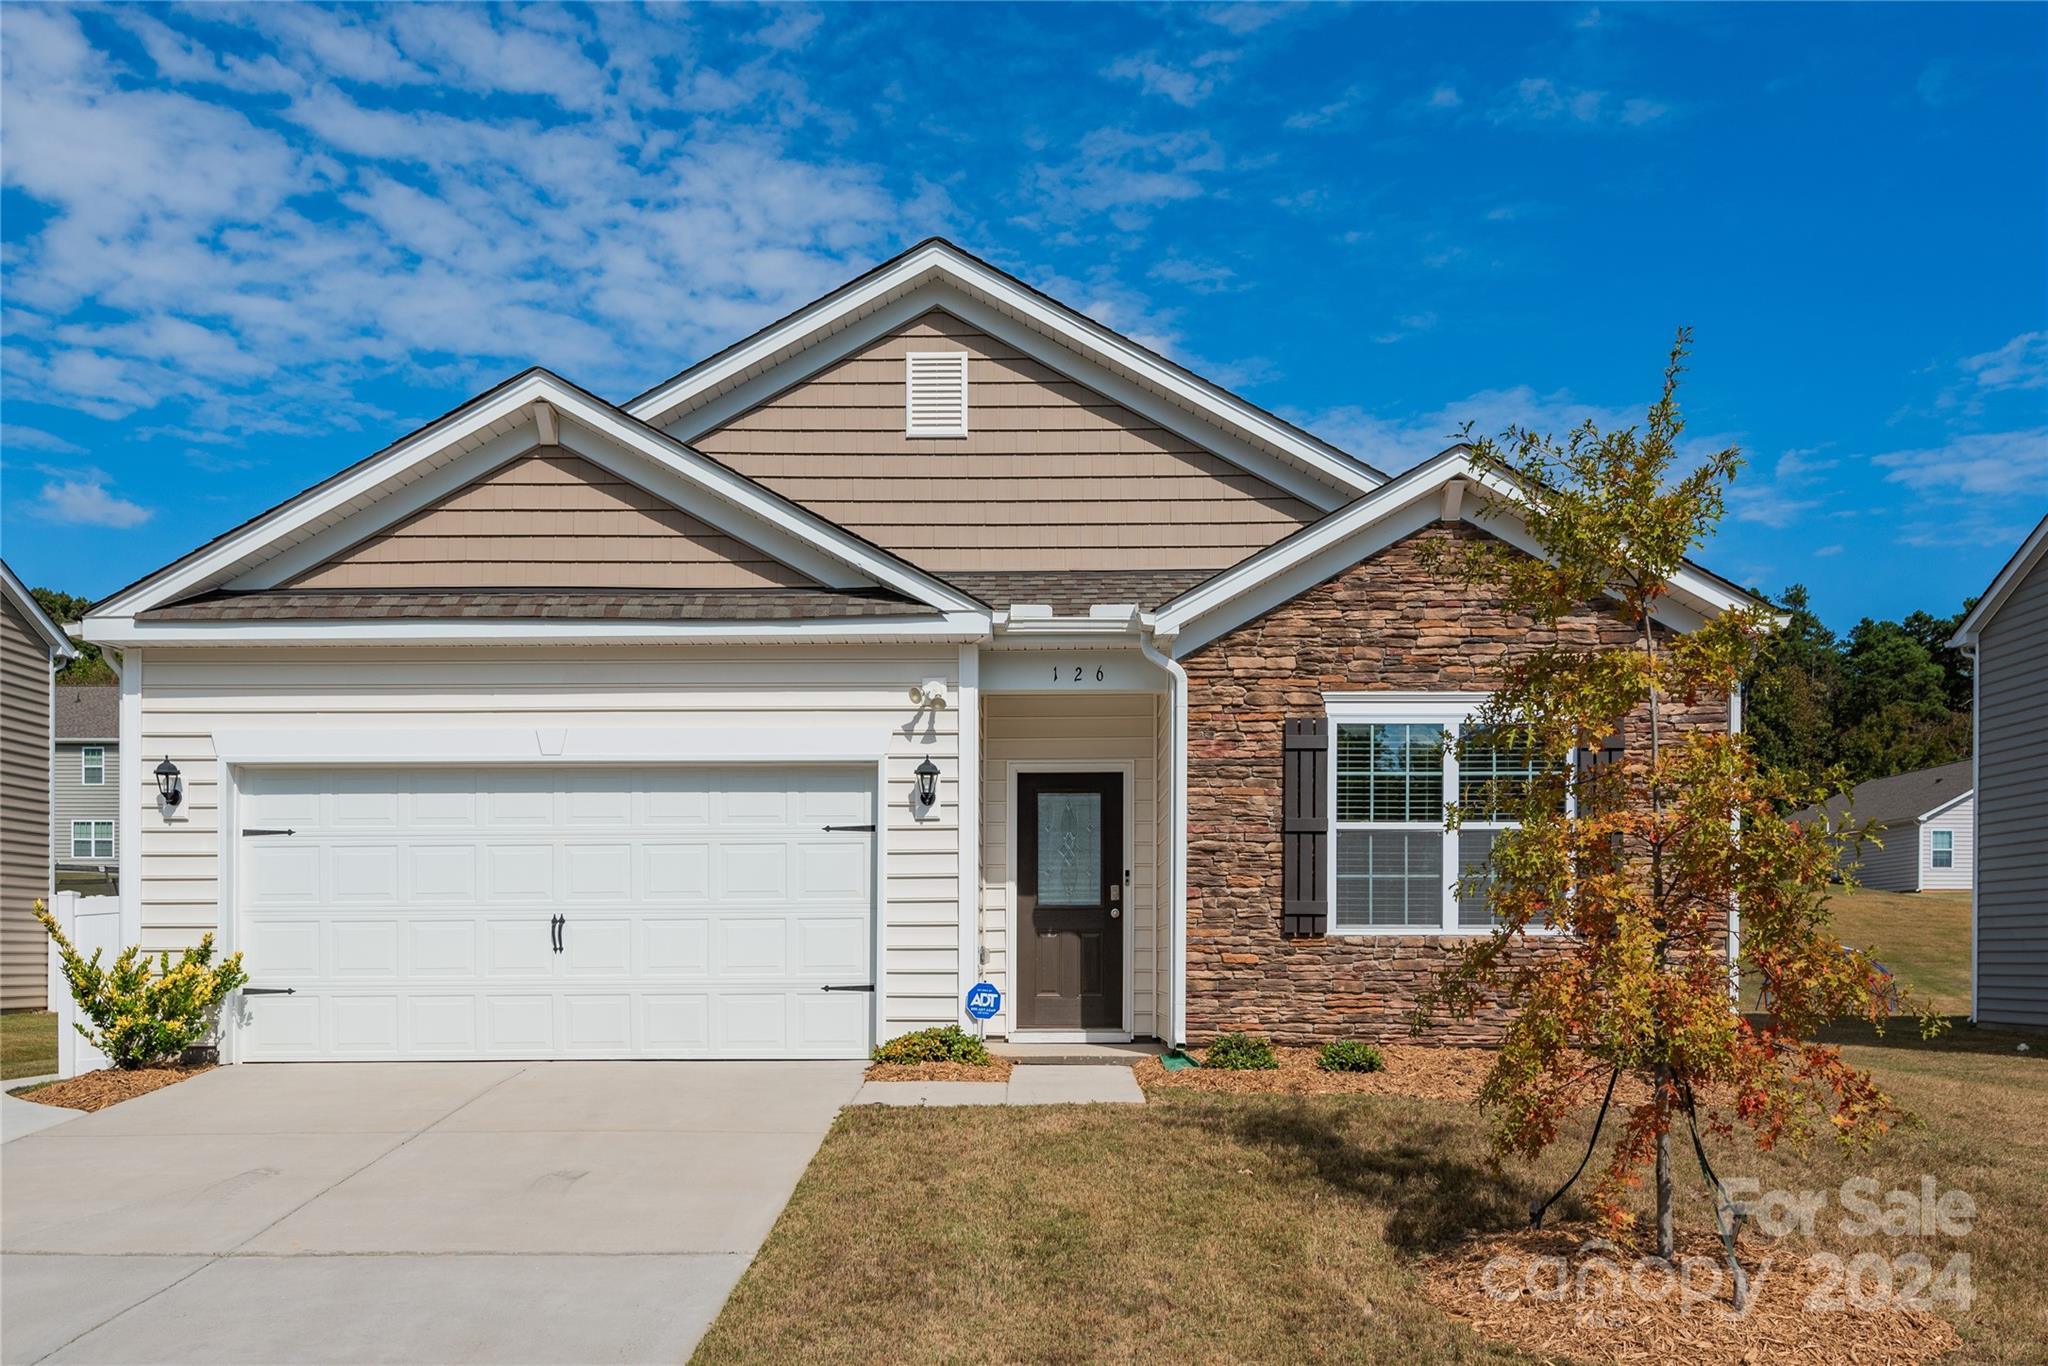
965,982,1003,1021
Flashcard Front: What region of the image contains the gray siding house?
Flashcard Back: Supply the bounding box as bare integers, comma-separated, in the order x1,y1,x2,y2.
53,686,120,896
1952,514,2048,1030
1799,761,1975,893
1,560,78,1011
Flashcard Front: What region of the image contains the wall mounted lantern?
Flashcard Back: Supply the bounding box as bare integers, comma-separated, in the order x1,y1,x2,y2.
914,757,940,810
154,757,183,809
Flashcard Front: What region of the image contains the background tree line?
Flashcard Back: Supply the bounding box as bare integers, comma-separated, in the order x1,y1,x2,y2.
1743,585,1975,790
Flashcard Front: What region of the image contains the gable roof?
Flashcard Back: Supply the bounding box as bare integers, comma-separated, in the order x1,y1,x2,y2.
1,558,78,661
1795,760,1974,828
1950,513,2048,648
84,369,986,643
625,238,1386,510
55,685,118,740
1150,445,1773,654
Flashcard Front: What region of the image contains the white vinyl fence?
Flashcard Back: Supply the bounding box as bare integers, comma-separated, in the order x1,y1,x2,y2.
46,890,118,1078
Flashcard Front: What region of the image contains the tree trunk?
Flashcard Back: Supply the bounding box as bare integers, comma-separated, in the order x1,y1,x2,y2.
1655,1103,1677,1262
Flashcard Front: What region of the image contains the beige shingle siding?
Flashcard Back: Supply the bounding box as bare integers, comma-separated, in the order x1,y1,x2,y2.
693,310,1321,572
1976,549,2048,1028
1,595,54,1009
287,450,816,591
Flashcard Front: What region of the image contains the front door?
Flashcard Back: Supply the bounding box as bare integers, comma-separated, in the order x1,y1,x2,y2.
1018,772,1124,1030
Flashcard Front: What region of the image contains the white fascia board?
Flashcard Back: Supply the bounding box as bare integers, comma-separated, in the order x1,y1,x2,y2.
1154,450,1762,655
630,245,1380,507
82,610,992,649
1950,514,2048,646
1916,789,1974,823
212,723,896,766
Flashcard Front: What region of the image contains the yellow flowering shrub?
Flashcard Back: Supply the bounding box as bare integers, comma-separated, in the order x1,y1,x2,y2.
36,900,249,1069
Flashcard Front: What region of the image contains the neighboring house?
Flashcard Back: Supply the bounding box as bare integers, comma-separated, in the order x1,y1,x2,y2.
1794,761,1975,893
1950,514,2048,1031
2,559,79,1011
53,685,121,896
78,239,1758,1061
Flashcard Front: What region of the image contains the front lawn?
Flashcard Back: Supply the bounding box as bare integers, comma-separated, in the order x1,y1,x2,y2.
694,1036,2045,1365
1,1010,58,1080
1742,888,1972,1015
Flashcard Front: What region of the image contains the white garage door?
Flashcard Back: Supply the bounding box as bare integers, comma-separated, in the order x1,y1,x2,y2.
235,766,875,1061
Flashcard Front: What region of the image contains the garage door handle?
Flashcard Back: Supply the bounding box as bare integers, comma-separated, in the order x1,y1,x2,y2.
821,983,875,993
243,987,296,996
823,824,875,833
550,914,564,953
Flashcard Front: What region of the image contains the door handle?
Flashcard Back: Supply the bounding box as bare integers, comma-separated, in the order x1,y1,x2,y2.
1109,908,1121,919
550,914,564,954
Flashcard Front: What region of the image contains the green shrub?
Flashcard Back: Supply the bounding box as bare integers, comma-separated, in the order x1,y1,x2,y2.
1202,1032,1279,1070
1316,1040,1385,1073
872,1025,993,1066
38,902,248,1069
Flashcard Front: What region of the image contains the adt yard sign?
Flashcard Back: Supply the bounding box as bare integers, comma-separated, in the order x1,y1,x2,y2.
965,982,1002,1021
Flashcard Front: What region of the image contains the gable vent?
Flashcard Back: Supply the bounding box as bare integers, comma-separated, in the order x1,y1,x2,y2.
905,352,969,437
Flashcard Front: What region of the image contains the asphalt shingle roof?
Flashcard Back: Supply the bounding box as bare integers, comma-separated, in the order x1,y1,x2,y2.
54,686,118,740
140,589,939,622
1796,759,1973,828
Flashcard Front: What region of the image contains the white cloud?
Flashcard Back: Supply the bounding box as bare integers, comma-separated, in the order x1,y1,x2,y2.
1961,332,2047,392
1730,445,1837,529
1200,3,1298,36
1813,545,1844,557
1030,128,1225,228
1873,428,2048,499
2,424,84,454
1103,50,1237,108
1284,85,1366,130
33,473,154,528
1149,257,1241,293
1493,77,1671,129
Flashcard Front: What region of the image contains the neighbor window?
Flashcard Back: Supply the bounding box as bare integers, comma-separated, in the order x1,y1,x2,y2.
1931,829,1954,868
70,820,114,860
1328,694,1565,934
80,746,105,785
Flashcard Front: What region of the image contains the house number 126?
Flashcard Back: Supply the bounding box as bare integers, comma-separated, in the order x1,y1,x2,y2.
1055,666,1107,682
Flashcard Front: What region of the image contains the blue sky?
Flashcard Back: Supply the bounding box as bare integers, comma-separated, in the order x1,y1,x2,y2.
2,2,2043,630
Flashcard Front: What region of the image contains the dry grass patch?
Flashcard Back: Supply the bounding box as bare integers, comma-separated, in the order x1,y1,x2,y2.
695,1034,2044,1365
10,1064,212,1112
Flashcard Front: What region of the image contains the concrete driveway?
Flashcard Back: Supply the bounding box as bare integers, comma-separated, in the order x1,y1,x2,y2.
1,1061,865,1364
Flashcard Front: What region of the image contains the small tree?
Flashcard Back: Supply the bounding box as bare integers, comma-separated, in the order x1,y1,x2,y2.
38,902,248,1069
1419,332,1939,1296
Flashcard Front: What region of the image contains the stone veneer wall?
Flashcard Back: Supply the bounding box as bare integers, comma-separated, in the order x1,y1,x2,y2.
1181,521,1730,1045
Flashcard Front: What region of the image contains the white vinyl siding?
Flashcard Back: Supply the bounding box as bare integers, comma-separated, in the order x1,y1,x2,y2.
904,351,969,437
977,691,1164,1038
128,646,964,1043
1919,794,1973,891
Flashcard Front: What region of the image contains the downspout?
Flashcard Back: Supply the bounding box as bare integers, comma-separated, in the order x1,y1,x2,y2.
1138,627,1189,1047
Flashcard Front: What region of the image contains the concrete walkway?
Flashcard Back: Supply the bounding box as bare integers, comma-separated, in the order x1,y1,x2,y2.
3,1080,84,1143
854,1063,1144,1107
1,1060,864,1364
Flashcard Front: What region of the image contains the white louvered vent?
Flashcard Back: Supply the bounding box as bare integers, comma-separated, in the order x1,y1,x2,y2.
905,352,969,437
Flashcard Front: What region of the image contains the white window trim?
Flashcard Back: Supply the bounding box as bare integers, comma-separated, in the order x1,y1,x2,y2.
904,351,969,438
1930,828,1954,869
1322,692,1562,937
70,819,115,860
81,745,105,785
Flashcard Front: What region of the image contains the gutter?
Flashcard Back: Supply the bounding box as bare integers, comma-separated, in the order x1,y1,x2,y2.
1138,628,1190,1048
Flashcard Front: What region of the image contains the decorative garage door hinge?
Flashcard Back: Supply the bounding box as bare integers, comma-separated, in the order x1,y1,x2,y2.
241,827,296,836
821,823,875,832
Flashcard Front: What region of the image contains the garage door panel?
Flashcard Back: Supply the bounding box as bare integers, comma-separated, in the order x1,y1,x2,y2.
238,766,876,1061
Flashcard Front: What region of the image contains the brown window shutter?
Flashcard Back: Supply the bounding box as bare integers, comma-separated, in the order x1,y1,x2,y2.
1282,717,1330,937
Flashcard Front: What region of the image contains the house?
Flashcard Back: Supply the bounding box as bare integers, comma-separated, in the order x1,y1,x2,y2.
1949,514,2048,1031
2,559,79,1011
53,686,121,897
77,239,1757,1061
1795,761,1975,893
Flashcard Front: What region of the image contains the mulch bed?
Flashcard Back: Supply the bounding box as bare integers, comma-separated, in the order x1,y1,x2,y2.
1422,1225,1961,1366
11,1064,213,1113
1135,1044,1497,1100
865,1059,1015,1082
